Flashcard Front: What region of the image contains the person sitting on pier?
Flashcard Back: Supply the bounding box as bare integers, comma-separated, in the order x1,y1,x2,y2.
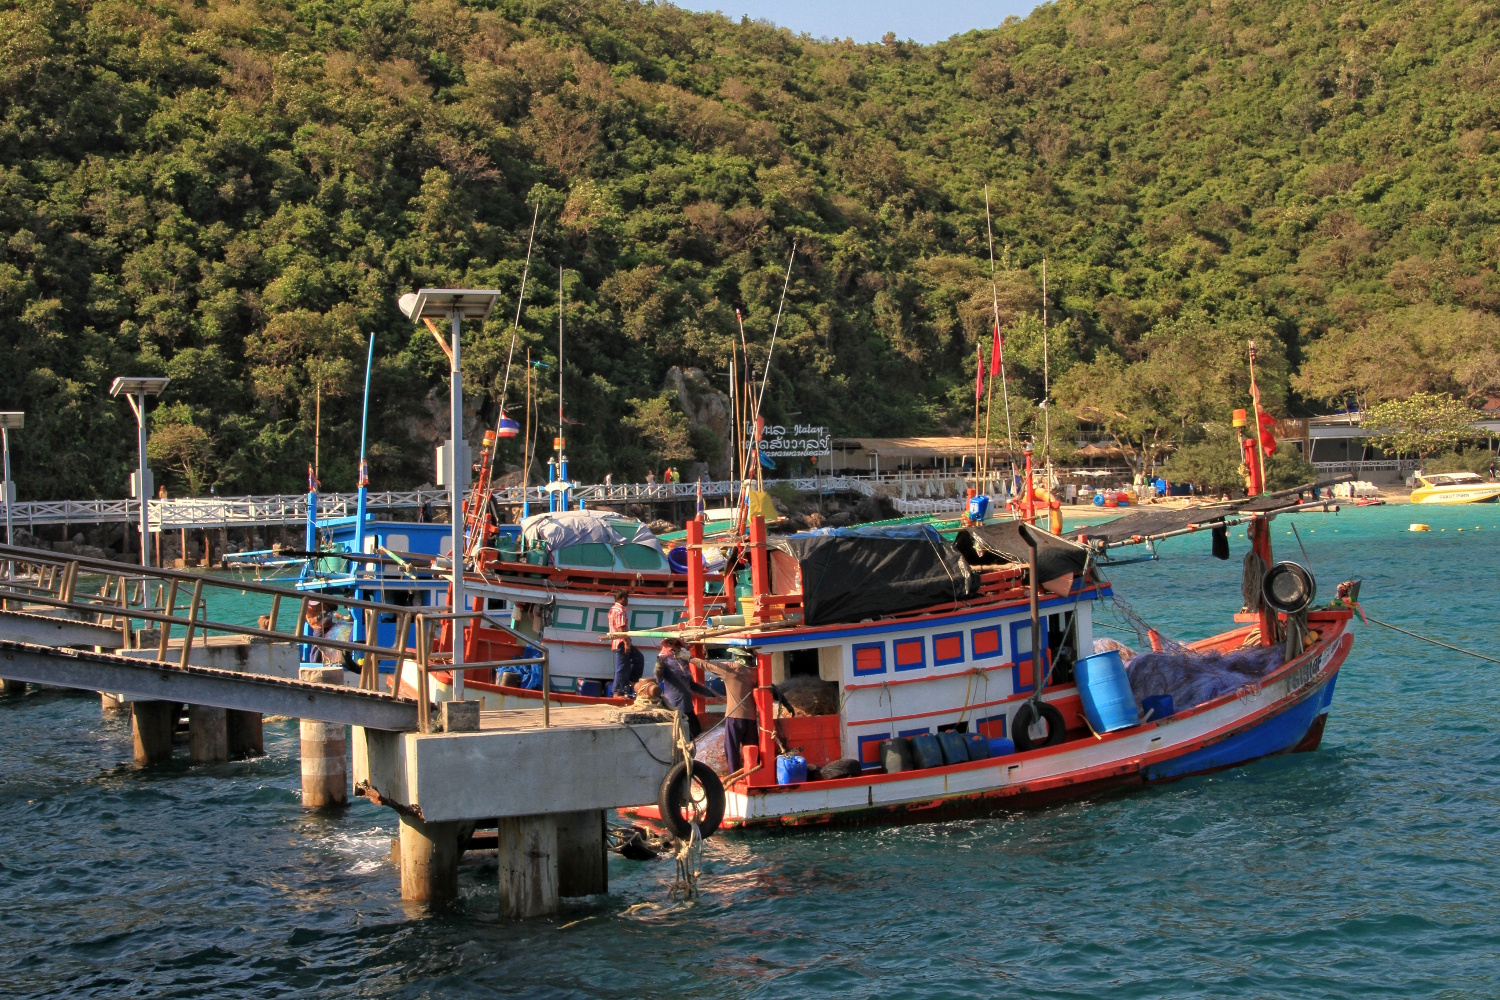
653,637,718,738
301,601,349,665
609,590,644,698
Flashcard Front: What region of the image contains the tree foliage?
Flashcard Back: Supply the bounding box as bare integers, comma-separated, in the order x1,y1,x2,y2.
3,0,1500,497
1363,392,1483,458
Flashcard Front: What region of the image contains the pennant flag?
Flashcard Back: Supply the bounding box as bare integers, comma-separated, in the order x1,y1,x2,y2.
357,458,369,489
975,343,985,400
308,463,319,492
1257,410,1279,456
990,324,1003,376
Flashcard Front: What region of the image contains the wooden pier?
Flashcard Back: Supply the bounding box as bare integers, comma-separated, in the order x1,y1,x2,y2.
0,543,675,916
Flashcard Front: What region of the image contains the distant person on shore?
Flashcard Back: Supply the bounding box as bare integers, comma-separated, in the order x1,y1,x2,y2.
604,472,612,487
646,471,656,485
608,590,643,698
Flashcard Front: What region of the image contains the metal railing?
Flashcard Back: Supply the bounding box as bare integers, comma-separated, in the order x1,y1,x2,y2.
0,543,545,732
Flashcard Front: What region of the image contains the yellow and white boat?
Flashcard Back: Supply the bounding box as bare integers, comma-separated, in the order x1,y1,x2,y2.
1409,471,1500,504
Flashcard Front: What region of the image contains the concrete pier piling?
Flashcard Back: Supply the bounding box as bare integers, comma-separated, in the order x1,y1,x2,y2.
3,679,25,695
355,704,672,914
398,815,463,903
131,700,176,765
188,704,228,763
299,665,348,807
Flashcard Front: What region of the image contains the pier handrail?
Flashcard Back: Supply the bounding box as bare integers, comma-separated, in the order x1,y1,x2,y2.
0,543,542,732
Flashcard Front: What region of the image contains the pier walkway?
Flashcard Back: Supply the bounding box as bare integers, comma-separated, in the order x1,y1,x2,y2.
0,543,675,915
0,472,979,530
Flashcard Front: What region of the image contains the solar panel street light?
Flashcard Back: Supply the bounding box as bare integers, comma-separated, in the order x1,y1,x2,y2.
110,376,170,567
398,289,502,701
0,413,20,572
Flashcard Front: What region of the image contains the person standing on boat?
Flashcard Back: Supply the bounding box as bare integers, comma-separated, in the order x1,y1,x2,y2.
609,590,644,698
701,654,757,771
653,637,717,737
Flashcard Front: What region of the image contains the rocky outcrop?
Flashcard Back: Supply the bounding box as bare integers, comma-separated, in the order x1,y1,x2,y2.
664,366,732,479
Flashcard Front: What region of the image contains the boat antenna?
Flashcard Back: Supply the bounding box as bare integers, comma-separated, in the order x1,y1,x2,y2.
756,241,796,415
984,186,1018,488
498,201,541,412
1042,256,1051,477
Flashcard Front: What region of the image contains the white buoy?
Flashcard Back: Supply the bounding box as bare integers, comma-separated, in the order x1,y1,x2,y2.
1410,523,1430,532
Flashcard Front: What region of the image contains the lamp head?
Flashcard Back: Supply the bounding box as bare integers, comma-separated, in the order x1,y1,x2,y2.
109,377,169,397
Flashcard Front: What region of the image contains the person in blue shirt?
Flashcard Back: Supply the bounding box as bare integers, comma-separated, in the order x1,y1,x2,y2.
653,637,718,737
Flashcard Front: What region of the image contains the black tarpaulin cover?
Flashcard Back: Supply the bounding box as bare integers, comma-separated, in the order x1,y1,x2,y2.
771,534,978,626
954,521,1092,590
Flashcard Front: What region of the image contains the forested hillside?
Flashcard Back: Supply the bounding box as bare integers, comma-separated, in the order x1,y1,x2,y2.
3,0,1499,497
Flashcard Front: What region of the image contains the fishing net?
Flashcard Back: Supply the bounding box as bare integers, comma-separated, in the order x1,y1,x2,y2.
1095,591,1285,714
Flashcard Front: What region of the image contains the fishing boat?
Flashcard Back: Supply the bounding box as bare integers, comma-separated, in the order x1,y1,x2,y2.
622,481,1353,833
1409,471,1500,504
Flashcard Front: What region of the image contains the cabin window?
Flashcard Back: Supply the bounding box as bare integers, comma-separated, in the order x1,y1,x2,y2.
487,597,506,611
439,537,453,556
784,648,820,678
936,721,969,734
384,533,409,552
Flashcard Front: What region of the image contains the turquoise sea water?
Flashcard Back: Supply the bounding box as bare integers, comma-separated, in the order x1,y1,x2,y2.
3,503,1499,998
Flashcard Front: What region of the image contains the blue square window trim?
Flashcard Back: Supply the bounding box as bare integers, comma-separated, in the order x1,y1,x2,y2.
971,625,1004,661
932,630,966,666
852,641,887,676
893,637,927,672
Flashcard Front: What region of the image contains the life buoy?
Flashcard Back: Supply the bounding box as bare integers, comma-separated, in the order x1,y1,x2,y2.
656,760,725,839
1011,701,1067,751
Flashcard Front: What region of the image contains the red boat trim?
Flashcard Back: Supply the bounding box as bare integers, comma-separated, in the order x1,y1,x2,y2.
729,620,1351,806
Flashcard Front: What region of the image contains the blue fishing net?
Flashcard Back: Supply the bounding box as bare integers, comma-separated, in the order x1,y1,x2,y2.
1123,645,1284,714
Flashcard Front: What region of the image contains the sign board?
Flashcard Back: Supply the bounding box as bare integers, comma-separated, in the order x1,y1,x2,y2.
751,423,831,458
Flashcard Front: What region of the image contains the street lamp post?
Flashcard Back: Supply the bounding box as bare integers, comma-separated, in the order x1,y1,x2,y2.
0,412,22,581
398,289,502,703
110,377,170,568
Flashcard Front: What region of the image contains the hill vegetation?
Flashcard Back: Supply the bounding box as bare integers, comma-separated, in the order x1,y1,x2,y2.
4,0,1500,497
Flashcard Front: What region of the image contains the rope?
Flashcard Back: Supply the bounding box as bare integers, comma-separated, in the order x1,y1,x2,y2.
1363,614,1500,665
1241,548,1266,614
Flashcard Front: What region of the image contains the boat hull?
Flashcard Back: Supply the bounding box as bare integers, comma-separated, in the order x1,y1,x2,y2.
1409,485,1500,504
716,620,1351,830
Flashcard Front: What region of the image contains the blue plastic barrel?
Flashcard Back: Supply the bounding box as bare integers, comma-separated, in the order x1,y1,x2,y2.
937,730,969,765
667,546,689,574
909,734,944,769
1074,650,1140,733
577,679,604,698
988,737,1016,757
776,754,808,784
1142,694,1175,721
968,494,990,521
964,732,990,761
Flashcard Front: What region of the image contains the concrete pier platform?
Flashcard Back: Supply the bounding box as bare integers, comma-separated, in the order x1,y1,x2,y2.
355,705,675,914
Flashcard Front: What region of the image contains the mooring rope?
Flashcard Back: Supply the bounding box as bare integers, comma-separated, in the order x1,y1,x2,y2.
1362,614,1500,666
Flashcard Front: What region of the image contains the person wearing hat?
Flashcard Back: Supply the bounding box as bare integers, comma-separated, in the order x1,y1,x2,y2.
608,589,644,698
652,637,718,737
301,600,344,663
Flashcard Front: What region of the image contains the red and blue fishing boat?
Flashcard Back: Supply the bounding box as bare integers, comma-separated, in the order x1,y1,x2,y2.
627,442,1356,834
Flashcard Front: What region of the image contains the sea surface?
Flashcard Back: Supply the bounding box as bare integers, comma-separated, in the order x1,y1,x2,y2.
3,503,1498,998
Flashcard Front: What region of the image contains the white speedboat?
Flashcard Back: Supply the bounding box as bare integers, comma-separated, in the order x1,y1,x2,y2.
1409,471,1500,504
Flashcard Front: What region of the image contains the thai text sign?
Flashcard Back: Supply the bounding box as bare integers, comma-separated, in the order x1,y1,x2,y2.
753,423,831,457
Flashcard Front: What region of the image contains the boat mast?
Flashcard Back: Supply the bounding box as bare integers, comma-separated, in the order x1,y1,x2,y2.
983,186,1018,495
557,265,567,511
354,332,374,559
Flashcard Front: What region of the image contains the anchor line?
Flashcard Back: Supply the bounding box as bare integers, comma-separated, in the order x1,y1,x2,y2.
1361,614,1500,666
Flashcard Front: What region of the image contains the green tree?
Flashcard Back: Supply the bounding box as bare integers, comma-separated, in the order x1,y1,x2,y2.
1363,392,1482,459
147,403,213,496
623,394,694,477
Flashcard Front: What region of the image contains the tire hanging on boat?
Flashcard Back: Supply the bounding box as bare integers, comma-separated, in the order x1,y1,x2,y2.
1011,701,1067,751
657,760,725,839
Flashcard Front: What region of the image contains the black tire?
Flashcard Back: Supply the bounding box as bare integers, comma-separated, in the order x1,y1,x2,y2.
657,760,725,840
1012,701,1067,751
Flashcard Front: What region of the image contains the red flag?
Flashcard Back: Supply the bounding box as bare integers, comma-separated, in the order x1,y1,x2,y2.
989,324,1003,376
975,343,985,400
1257,411,1279,455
